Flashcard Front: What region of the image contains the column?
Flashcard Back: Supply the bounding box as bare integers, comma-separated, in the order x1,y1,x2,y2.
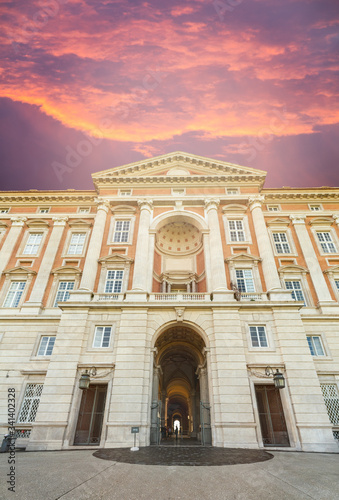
190,390,197,436
290,215,334,308
202,232,212,292
147,230,156,293
249,195,282,291
150,365,160,444
78,200,109,294
132,199,153,292
204,199,228,292
24,217,68,310
0,217,26,276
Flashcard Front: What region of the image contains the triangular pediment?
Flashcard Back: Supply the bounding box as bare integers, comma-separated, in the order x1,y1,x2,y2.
98,253,134,265
92,152,267,186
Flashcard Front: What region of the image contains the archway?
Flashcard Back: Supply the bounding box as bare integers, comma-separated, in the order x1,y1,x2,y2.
150,324,211,445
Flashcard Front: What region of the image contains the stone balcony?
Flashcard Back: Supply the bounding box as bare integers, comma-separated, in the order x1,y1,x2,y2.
92,291,271,303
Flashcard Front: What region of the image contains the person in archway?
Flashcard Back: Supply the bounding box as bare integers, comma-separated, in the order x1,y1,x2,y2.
175,426,178,441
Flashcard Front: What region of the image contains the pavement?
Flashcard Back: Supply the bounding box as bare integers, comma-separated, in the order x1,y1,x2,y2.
0,447,339,500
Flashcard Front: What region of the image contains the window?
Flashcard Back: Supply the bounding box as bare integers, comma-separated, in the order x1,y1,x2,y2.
307,336,325,356
309,205,321,211
236,269,255,292
320,384,339,426
172,188,186,196
104,270,124,293
317,232,337,253
17,384,43,423
119,190,132,197
335,280,339,292
3,281,26,307
227,188,239,195
23,233,43,254
68,233,86,254
0,208,9,213
113,221,130,243
267,205,279,212
285,280,305,304
250,326,268,347
93,326,112,348
38,208,50,214
54,281,74,306
37,336,56,356
78,207,90,214
229,220,245,242
273,233,291,254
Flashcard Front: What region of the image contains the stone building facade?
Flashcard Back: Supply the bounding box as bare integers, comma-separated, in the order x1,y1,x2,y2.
0,152,338,452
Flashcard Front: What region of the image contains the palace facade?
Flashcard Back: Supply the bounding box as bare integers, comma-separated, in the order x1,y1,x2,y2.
0,152,339,452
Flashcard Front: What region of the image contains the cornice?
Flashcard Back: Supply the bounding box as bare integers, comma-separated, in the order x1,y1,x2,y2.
263,191,339,201
0,194,96,204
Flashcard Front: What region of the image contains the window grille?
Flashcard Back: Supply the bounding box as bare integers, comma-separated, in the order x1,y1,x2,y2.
273,233,291,253
3,281,26,307
93,326,112,348
78,207,90,213
320,384,339,426
310,205,321,211
227,189,238,195
268,206,279,212
54,281,75,306
14,429,31,439
335,280,339,291
39,208,50,213
0,208,9,213
17,384,43,423
307,336,325,356
250,326,268,348
229,220,245,242
119,190,132,196
285,280,305,304
37,336,56,356
23,233,43,254
317,232,337,253
113,220,130,243
68,233,86,254
105,270,123,293
236,269,255,292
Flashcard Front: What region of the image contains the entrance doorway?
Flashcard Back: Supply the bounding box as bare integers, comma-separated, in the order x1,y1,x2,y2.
74,385,107,445
255,385,290,446
151,325,211,446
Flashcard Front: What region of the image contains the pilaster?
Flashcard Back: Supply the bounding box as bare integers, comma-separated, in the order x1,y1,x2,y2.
0,217,26,276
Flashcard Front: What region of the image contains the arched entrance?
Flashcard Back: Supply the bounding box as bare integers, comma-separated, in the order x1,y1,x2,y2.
150,325,211,446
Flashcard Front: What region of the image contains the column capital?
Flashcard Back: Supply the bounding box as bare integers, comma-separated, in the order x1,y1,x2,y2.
333,214,339,225
137,199,153,211
10,216,27,226
248,195,265,210
204,198,220,211
290,214,306,225
94,198,111,212
52,216,68,227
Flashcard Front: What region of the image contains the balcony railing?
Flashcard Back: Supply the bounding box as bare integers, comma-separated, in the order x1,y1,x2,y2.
149,293,211,302
239,293,266,301
93,293,124,301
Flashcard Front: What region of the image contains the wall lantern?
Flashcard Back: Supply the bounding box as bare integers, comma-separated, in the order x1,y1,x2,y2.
265,366,285,389
79,367,97,390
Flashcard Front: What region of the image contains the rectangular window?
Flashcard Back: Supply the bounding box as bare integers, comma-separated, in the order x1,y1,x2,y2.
227,188,239,195
39,208,50,214
105,270,124,293
0,208,9,213
119,190,132,196
317,232,337,253
309,205,321,211
93,326,112,348
229,220,245,242
320,384,339,426
23,233,43,254
335,280,339,291
273,233,291,254
68,233,86,254
285,280,305,304
268,205,279,212
37,336,56,356
306,336,325,356
3,281,26,307
78,207,90,213
236,269,255,292
17,384,43,423
113,220,130,243
250,326,268,348
54,281,75,306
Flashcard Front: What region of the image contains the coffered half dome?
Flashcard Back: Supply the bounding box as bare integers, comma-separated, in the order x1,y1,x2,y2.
156,221,202,255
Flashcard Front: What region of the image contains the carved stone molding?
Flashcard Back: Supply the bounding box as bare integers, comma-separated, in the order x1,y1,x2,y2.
10,217,27,226
52,216,69,226
204,198,220,211
137,199,153,211
248,195,265,210
175,307,185,322
290,215,306,225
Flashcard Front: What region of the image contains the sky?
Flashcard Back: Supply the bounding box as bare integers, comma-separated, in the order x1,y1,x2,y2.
1,0,339,190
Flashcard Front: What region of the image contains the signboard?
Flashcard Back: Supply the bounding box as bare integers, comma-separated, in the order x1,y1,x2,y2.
131,427,139,434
